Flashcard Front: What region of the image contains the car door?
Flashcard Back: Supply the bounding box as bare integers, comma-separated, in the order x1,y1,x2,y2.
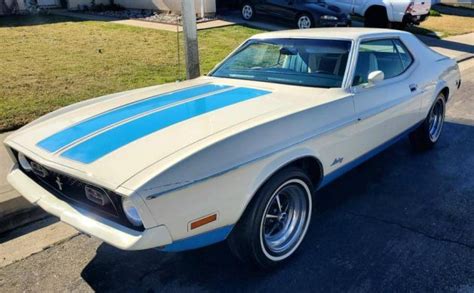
350,38,422,155
325,0,353,14
253,0,268,14
264,0,296,20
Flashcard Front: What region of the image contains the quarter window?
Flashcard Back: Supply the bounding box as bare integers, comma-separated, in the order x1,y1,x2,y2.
353,39,414,86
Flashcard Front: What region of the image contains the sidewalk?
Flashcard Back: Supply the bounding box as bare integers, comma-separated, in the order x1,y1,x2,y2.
50,9,239,32
0,133,46,234
417,32,474,62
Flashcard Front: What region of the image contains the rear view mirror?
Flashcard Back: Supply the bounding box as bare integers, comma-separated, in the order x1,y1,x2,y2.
367,70,384,85
280,47,297,56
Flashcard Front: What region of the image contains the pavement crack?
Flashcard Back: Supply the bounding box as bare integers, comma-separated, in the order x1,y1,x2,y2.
345,211,474,250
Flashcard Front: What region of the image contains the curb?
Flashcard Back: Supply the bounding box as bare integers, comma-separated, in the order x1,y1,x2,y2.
0,207,47,235
0,188,46,235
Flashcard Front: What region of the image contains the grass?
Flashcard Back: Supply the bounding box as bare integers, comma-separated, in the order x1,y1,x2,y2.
410,6,474,37
0,15,262,132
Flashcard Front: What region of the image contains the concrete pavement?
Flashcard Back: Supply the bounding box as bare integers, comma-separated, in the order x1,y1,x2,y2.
50,10,239,32
417,32,474,62
1,60,473,292
0,133,46,234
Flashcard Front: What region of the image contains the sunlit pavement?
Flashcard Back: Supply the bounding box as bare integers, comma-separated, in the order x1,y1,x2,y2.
1,60,473,292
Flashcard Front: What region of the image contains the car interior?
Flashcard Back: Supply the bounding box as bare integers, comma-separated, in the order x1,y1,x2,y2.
353,39,413,85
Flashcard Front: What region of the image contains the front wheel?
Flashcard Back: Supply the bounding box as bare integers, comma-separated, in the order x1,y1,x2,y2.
296,13,313,29
241,3,255,20
409,93,446,150
228,167,313,269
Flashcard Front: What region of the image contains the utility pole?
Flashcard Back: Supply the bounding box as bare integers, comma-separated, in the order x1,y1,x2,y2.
181,0,200,79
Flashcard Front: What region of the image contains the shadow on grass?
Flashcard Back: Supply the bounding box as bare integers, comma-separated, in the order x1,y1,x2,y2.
433,4,474,17
80,120,474,292
0,14,83,27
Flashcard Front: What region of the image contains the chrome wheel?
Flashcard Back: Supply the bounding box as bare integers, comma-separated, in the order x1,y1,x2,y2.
297,15,312,29
428,99,445,142
242,5,253,20
260,179,312,261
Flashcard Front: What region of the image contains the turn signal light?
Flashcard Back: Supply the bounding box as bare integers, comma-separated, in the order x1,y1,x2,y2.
190,213,217,230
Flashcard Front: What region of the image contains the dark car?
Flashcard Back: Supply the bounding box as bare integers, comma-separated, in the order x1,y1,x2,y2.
241,0,351,29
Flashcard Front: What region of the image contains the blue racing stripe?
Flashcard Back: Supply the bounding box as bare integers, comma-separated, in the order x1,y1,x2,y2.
61,87,271,164
160,225,234,252
37,84,229,153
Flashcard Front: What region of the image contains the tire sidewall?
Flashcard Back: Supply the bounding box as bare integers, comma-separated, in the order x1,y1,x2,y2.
426,94,446,144
241,3,254,20
249,168,314,267
409,92,446,150
297,14,313,29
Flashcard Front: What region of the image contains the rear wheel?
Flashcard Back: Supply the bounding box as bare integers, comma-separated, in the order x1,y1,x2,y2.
228,167,313,269
364,6,389,28
409,93,446,150
241,3,255,20
390,21,407,30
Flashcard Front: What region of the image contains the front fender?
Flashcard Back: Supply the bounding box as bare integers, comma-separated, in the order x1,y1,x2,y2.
248,147,321,197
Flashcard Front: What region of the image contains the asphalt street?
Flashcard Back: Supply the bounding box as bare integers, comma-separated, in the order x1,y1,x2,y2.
1,61,473,292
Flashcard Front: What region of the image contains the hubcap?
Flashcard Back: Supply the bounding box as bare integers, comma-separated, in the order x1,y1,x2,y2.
242,5,253,20
428,99,445,142
298,16,311,29
260,179,311,260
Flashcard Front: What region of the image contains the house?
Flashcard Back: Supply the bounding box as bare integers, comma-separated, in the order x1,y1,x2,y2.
67,0,224,16
0,0,25,15
1,0,241,16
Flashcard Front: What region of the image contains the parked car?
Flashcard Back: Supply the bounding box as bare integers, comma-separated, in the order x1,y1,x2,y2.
5,28,461,269
241,0,352,29
324,0,431,28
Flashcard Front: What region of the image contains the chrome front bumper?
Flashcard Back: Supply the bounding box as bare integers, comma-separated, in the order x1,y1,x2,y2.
7,166,173,250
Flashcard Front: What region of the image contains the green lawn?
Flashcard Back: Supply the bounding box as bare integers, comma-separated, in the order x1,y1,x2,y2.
408,5,474,38
0,15,262,132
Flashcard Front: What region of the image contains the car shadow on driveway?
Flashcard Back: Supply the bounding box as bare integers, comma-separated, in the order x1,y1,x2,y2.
81,121,474,292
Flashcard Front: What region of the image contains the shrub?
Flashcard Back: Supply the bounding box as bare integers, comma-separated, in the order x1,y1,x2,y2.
429,9,442,17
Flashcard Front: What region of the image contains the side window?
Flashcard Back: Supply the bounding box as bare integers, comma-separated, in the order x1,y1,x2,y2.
393,39,414,70
352,39,412,86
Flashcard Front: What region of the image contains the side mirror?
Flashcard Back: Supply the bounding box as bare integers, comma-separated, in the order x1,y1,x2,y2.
367,70,384,85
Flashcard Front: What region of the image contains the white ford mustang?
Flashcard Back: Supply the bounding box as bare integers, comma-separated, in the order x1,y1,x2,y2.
5,28,461,268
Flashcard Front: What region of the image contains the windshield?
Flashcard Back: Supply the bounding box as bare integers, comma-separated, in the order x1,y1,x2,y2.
210,38,352,88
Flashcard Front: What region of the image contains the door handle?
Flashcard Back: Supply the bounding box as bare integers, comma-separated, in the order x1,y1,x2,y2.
409,84,417,92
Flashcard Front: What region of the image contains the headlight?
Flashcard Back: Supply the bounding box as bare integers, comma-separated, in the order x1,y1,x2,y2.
18,153,32,171
122,197,143,227
321,15,338,21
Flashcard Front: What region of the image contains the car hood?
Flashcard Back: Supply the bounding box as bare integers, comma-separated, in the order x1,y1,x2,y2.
5,77,344,192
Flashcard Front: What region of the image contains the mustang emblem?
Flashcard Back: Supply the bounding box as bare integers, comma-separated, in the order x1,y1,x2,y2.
331,157,344,166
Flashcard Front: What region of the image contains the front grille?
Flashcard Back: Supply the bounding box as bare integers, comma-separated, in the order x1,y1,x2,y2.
12,149,143,231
